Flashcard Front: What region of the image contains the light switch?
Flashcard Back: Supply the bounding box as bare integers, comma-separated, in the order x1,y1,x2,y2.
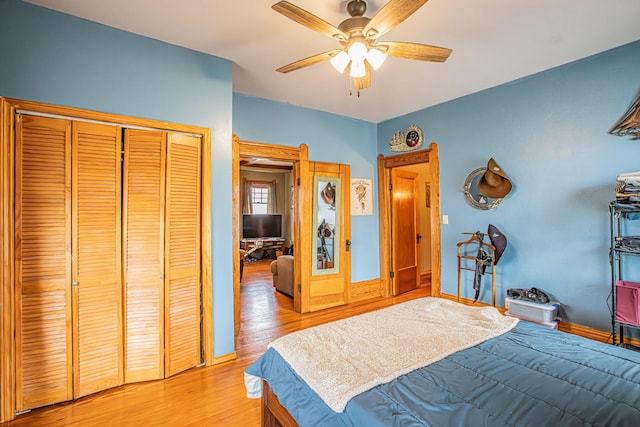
443,215,449,224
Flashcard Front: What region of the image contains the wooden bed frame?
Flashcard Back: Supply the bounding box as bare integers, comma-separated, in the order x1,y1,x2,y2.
262,380,298,427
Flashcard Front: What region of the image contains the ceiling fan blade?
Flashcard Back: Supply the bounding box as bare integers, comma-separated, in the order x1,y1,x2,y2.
272,1,348,41
353,62,372,91
378,41,452,62
276,49,342,73
363,0,430,40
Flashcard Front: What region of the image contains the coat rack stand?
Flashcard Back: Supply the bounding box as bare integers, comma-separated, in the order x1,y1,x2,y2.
457,232,497,306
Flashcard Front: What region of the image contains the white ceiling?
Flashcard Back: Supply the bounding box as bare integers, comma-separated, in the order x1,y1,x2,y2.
25,0,640,123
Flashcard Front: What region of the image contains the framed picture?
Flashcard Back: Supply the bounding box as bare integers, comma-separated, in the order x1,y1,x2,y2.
350,178,372,215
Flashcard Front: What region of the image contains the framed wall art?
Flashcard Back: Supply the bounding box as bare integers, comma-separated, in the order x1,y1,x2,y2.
350,178,372,216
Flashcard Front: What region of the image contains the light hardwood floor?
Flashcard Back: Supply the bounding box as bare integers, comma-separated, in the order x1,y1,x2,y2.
7,259,431,426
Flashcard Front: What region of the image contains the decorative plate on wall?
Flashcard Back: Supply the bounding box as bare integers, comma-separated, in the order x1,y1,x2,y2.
389,125,423,152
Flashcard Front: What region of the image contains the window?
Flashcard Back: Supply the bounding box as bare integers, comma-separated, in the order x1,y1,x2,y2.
242,179,277,214
251,185,269,214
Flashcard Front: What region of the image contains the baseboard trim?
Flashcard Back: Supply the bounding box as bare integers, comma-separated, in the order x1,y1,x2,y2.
419,270,431,287
350,278,382,303
212,352,237,365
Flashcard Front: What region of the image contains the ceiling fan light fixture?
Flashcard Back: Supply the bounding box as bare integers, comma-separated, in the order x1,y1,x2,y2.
348,41,368,62
366,48,387,70
349,59,366,78
330,50,350,73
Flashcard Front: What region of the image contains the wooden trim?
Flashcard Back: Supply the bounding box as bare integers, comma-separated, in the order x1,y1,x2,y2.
201,131,213,365
0,98,16,423
295,145,309,313
419,270,432,287
5,99,210,136
233,137,308,329
232,135,241,334
241,163,293,171
377,144,441,298
377,155,391,296
343,164,352,306
238,140,303,163
427,144,441,297
349,278,382,303
0,98,213,420
212,352,237,365
557,322,610,343
381,149,430,167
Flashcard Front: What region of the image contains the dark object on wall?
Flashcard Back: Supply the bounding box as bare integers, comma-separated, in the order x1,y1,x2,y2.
488,224,507,265
478,158,512,199
609,91,640,140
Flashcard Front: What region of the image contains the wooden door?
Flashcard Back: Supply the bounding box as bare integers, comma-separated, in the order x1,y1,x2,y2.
391,169,420,295
306,162,351,312
122,129,166,383
15,115,73,410
72,122,123,398
164,133,202,377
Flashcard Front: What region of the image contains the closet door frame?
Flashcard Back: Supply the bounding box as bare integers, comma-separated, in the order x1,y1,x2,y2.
0,98,213,423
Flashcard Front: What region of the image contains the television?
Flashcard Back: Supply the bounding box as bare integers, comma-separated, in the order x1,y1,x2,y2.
242,214,282,239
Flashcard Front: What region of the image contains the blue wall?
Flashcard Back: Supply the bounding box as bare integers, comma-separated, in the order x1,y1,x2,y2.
379,40,640,331
233,94,379,284
0,0,235,356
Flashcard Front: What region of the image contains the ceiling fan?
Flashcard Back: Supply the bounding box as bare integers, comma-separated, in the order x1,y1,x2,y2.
272,0,452,92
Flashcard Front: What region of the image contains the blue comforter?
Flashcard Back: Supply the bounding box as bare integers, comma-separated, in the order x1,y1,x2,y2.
246,321,640,426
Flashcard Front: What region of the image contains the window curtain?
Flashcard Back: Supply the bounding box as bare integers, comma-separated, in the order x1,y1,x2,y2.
267,182,277,214
243,181,253,214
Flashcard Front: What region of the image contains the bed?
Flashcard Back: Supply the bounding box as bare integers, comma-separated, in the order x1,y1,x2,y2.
245,297,640,426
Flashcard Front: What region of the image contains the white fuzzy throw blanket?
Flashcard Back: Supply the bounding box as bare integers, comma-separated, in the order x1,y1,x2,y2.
269,297,518,413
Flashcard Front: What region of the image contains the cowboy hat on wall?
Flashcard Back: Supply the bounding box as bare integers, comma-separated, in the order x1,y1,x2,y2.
478,158,512,199
463,158,513,210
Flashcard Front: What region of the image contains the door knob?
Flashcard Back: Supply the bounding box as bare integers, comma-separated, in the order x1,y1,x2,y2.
346,240,352,251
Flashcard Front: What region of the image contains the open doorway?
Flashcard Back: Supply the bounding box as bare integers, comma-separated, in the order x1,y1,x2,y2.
377,143,441,298
240,163,293,300
231,136,308,333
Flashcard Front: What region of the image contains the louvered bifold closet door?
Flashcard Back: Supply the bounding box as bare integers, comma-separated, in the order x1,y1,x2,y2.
123,129,166,383
164,133,202,377
72,122,123,398
15,115,73,410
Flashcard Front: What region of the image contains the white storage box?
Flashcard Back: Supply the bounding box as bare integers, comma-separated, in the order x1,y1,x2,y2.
505,297,559,323
505,311,559,329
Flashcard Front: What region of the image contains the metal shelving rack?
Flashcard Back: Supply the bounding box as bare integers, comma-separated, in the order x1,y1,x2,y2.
609,201,640,346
